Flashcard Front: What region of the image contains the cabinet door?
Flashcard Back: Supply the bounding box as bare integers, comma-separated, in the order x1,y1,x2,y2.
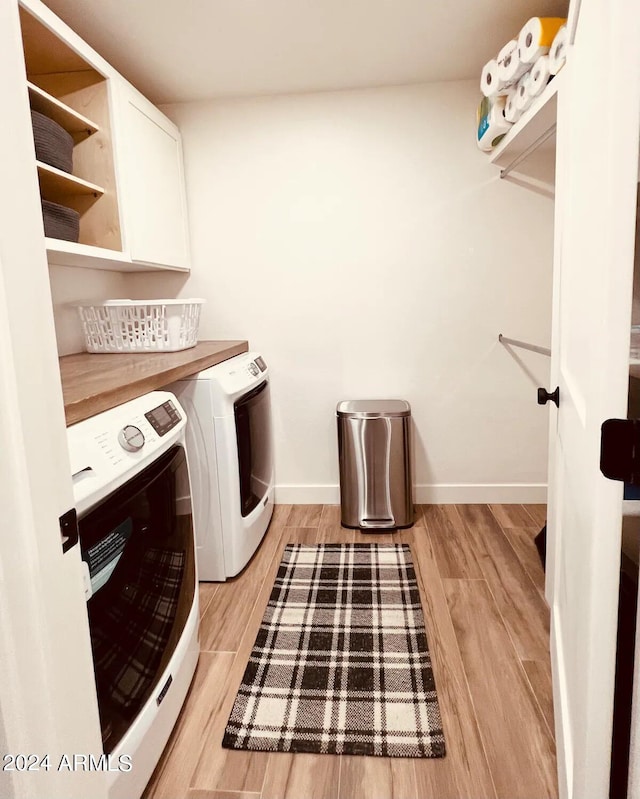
115,83,190,270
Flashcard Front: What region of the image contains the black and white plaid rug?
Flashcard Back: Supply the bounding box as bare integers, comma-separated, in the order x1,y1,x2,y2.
222,543,445,758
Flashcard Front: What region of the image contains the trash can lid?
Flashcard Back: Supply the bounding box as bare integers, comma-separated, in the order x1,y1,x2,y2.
336,399,411,418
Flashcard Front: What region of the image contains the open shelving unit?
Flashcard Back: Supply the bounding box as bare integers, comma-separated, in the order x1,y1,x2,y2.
19,4,122,254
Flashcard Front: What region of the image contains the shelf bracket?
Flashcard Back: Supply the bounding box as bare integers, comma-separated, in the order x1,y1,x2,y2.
500,124,557,179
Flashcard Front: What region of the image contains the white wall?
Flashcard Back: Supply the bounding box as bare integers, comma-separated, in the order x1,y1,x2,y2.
128,80,554,503
49,265,129,355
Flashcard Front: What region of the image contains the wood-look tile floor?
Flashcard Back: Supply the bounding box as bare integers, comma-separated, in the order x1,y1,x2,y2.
144,504,557,799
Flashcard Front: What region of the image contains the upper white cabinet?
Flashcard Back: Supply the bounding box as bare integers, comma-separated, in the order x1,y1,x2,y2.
18,0,190,273
114,83,190,270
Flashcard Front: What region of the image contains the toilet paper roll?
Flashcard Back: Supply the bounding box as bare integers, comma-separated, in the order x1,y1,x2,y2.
549,24,568,75
518,17,566,65
477,94,512,152
497,39,517,66
514,73,534,113
497,39,530,85
480,58,502,97
504,88,521,123
528,54,551,98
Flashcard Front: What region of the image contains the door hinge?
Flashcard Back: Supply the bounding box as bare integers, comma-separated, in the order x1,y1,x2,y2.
600,419,640,483
59,508,79,554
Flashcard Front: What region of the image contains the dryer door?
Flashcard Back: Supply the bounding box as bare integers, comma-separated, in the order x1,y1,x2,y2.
234,380,273,517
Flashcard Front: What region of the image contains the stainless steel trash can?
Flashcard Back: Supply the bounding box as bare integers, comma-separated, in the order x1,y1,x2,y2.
337,400,413,530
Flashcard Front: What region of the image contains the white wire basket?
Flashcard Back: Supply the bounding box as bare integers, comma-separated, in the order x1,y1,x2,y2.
76,299,206,353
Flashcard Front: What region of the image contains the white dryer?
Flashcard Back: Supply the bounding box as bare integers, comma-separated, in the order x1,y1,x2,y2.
168,352,275,581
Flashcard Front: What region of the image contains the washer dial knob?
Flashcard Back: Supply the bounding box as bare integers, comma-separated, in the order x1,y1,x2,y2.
118,425,145,452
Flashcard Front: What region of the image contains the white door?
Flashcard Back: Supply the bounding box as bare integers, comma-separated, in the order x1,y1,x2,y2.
545,1,640,797
0,0,105,797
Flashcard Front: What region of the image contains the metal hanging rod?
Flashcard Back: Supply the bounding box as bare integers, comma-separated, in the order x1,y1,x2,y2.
499,333,551,357
500,123,557,179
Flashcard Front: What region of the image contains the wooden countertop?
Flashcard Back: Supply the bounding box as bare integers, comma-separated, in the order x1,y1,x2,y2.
60,340,248,426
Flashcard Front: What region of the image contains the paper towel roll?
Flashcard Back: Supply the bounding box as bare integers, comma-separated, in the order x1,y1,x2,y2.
518,17,566,64
549,24,568,75
480,58,502,97
514,73,533,113
477,95,512,152
529,54,551,98
504,88,521,123
497,40,530,86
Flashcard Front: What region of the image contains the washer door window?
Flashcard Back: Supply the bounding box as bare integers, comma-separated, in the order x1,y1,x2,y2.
79,445,195,753
234,380,273,517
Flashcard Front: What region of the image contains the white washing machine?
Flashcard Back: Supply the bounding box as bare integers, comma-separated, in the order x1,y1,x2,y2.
167,352,275,581
66,391,199,799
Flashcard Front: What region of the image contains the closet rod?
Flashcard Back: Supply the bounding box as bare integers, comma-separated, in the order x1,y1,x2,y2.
500,123,557,179
499,333,551,357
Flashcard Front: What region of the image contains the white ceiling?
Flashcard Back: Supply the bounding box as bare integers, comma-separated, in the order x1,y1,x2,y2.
42,0,569,104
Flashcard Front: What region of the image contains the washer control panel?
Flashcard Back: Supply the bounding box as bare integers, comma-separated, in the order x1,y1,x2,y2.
67,391,187,516
118,425,145,452
144,399,182,437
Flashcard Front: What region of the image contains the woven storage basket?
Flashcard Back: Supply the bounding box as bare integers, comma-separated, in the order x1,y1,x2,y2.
31,109,74,173
76,299,205,353
41,199,80,242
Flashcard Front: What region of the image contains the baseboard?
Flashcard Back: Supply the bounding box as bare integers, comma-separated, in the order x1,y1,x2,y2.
275,485,341,504
274,483,548,505
415,483,548,503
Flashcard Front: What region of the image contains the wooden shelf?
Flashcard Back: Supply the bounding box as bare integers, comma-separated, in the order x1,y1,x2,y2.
28,81,98,142
60,341,249,425
490,71,564,171
37,161,104,198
